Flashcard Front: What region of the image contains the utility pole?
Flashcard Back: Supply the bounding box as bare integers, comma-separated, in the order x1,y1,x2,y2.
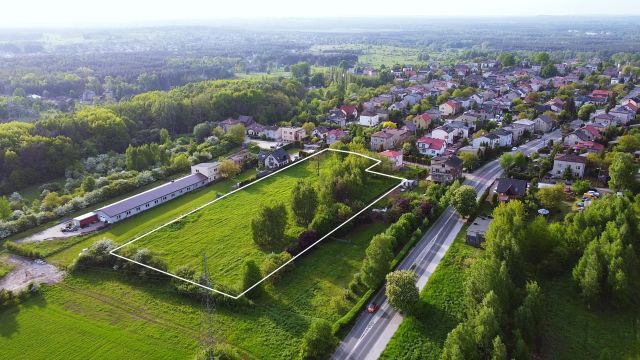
200,253,215,359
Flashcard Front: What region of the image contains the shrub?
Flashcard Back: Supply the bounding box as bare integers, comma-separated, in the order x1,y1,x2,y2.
300,319,337,360
260,252,293,283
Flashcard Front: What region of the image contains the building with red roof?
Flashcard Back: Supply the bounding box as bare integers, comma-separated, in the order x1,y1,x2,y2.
417,136,447,156
379,150,404,169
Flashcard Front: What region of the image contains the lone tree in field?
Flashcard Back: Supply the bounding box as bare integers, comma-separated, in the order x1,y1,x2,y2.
451,185,477,218
299,319,336,360
218,159,241,179
291,180,318,226
361,234,394,289
242,259,263,298
385,270,419,314
251,203,288,248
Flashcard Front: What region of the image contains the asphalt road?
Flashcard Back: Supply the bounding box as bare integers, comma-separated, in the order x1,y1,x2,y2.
333,130,560,360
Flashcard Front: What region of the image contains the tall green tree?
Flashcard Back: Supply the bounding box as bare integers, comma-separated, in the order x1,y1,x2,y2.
299,319,336,360
360,234,394,289
608,152,638,191
385,270,419,314
241,259,263,298
451,185,477,218
251,203,288,248
291,180,318,226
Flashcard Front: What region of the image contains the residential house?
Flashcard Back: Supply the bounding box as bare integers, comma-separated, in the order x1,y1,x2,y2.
574,141,604,153
591,112,616,127
534,115,554,133
439,100,462,116
591,89,613,101
412,113,433,130
246,123,266,138
326,129,349,145
359,110,381,127
503,125,525,143
264,126,281,140
339,105,358,119
513,119,535,133
379,150,404,170
430,155,463,185
564,129,592,146
431,124,468,144
327,109,348,127
220,116,254,132
551,154,586,178
280,127,306,142
258,148,290,170
493,129,513,147
228,150,252,167
458,146,483,157
466,216,493,247
472,133,500,148
370,128,410,151
494,178,528,202
417,136,447,156
311,126,329,140
609,106,635,125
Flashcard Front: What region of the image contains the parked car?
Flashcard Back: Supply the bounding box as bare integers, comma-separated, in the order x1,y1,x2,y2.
511,146,518,151
367,303,380,313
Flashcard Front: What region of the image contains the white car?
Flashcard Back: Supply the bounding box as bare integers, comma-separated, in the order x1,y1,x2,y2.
511,147,518,152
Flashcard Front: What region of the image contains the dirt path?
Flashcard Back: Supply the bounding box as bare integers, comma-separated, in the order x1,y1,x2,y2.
0,255,64,292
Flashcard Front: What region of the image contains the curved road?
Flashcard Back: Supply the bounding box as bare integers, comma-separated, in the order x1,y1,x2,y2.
333,130,560,360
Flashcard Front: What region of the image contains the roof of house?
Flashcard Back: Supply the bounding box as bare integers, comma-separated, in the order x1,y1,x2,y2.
417,136,446,150
269,148,290,162
495,178,528,197
361,110,378,117
493,129,512,137
432,155,463,168
380,150,403,158
97,173,208,217
433,125,456,133
537,114,554,125
575,141,604,151
415,113,432,122
514,119,535,126
467,216,493,235
555,153,587,164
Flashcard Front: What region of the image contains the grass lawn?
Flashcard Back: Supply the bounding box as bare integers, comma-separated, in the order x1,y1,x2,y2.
540,274,640,360
380,225,483,359
0,222,388,359
115,152,398,294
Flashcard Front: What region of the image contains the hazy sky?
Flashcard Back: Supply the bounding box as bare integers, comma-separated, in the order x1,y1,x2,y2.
2,0,639,28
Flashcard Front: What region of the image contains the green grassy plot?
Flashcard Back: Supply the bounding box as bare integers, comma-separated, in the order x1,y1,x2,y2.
114,152,396,294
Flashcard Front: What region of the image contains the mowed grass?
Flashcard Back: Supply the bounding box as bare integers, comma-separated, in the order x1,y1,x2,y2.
0,222,387,359
540,274,640,360
380,225,483,360
116,152,397,293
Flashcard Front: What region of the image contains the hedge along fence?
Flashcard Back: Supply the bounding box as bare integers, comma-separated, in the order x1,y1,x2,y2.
331,205,434,337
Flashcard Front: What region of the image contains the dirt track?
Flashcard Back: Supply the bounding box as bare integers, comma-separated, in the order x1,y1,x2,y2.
0,255,64,292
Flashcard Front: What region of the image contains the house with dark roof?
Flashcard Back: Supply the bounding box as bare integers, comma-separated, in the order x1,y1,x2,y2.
494,178,528,202
466,216,493,247
429,155,463,184
258,148,290,170
534,114,554,133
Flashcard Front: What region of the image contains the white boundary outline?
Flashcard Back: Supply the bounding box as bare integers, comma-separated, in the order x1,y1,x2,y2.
110,148,407,299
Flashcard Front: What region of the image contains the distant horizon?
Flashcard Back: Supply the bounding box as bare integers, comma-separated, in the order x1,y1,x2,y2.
2,0,640,29
2,14,640,30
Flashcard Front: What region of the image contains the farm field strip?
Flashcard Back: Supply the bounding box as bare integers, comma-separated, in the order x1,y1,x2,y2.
111,149,406,299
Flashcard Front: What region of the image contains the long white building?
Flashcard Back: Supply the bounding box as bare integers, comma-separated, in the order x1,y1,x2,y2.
73,162,220,227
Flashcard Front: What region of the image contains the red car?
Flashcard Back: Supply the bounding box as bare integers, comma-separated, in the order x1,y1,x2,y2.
367,303,379,313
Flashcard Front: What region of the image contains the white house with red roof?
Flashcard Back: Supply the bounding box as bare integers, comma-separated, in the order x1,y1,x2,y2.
379,150,404,169
340,105,358,119
411,113,433,130
417,136,447,156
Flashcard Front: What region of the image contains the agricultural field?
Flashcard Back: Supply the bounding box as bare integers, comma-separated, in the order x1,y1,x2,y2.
380,225,483,359
114,150,399,295
0,222,388,359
